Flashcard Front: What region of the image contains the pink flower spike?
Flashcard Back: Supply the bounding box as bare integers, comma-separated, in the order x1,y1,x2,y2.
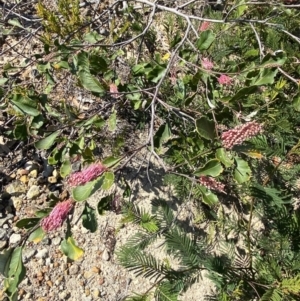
218,74,232,85
41,200,74,232
201,58,214,70
221,121,263,149
68,163,107,187
199,176,226,194
199,21,210,32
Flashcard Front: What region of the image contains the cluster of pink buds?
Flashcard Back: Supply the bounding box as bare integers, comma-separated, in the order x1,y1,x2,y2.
41,200,74,232
221,121,263,149
201,58,214,70
68,162,107,187
199,21,211,32
199,176,226,194
218,74,232,85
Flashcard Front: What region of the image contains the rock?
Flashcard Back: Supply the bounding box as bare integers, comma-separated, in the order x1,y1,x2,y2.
0,229,7,240
102,249,110,261
29,169,38,178
69,264,79,275
45,258,52,266
36,248,49,259
52,169,59,178
42,160,53,178
9,233,21,244
48,176,57,183
52,236,62,246
85,288,90,296
0,240,8,250
10,196,23,211
58,291,69,300
26,185,40,199
91,266,100,274
93,289,100,298
83,270,94,279
5,181,27,195
22,249,36,263
20,175,29,183
24,161,38,172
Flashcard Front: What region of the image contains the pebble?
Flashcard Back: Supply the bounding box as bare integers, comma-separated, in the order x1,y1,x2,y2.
10,196,23,211
26,185,40,199
58,291,68,300
48,176,57,184
29,169,38,178
42,161,53,178
9,233,21,244
5,181,27,195
52,236,62,246
102,249,110,261
45,258,52,266
24,161,38,172
85,288,90,296
83,270,94,279
0,240,8,250
69,264,79,275
23,249,36,263
93,289,100,298
0,228,7,240
36,248,49,259
0,215,13,227
20,175,29,183
91,266,100,274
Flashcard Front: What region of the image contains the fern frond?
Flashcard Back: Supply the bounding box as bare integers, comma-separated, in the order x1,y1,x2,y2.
260,288,283,301
155,281,180,301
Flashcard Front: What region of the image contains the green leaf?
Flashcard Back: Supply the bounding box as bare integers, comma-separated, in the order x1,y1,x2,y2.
82,203,97,233
15,218,40,229
196,30,216,51
154,123,171,148
8,18,24,29
195,117,215,140
28,227,45,243
13,124,28,140
230,86,258,102
60,159,71,178
147,65,166,83
103,156,122,168
194,159,223,177
60,237,84,261
4,247,26,299
97,195,112,215
260,51,287,68
234,157,251,183
78,70,105,94
0,78,8,85
293,93,300,112
216,148,234,168
10,94,39,116
199,186,219,206
102,172,115,190
253,68,278,86
35,131,60,150
72,176,103,202
0,248,14,277
108,110,117,132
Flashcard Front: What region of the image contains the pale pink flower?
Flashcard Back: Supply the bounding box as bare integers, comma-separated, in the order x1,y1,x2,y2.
221,121,263,149
110,83,119,98
201,58,214,70
199,21,210,32
41,200,74,232
68,163,106,186
218,74,232,85
199,176,226,194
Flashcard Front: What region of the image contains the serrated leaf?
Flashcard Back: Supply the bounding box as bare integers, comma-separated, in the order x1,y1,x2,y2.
102,172,114,190
78,70,105,93
60,159,71,178
72,177,103,202
195,117,215,140
234,157,251,183
28,227,45,243
60,237,84,261
216,148,233,168
194,159,223,177
82,203,97,233
35,131,60,150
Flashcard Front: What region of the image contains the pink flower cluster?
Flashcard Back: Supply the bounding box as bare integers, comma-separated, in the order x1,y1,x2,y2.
68,163,106,186
199,176,226,194
221,121,263,149
41,200,74,232
218,74,232,85
199,21,210,32
201,58,214,70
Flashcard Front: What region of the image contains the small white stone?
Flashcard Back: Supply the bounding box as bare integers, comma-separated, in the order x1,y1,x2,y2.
102,249,110,261
26,185,40,199
36,248,49,259
52,236,62,246
9,233,21,244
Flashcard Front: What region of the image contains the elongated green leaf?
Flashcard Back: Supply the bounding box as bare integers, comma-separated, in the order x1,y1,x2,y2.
97,195,112,215
35,131,60,150
82,202,97,233
61,237,84,261
195,117,215,140
293,93,300,112
194,159,223,177
10,95,39,116
108,110,117,132
196,30,215,51
102,172,115,190
253,68,278,86
72,176,103,202
0,248,14,277
234,157,251,183
103,156,122,168
78,70,105,93
260,51,287,68
60,159,71,178
15,218,40,229
28,227,45,243
199,186,219,206
154,123,171,148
